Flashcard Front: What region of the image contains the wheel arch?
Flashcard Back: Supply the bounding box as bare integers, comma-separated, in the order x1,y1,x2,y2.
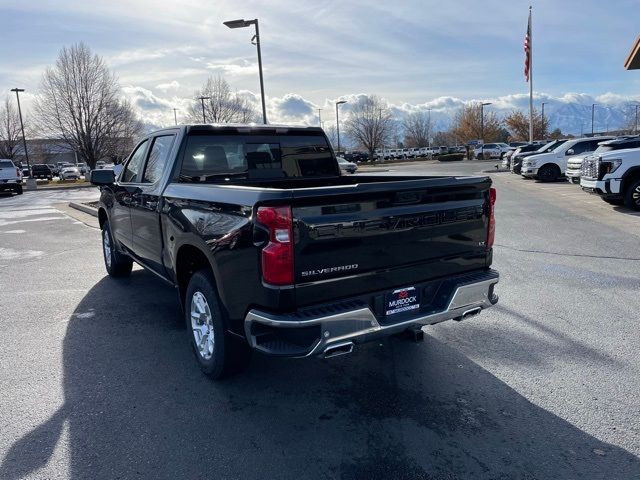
621,166,640,193
97,208,108,230
174,243,219,309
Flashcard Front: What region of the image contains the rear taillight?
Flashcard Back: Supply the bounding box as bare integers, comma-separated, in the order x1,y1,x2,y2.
16,168,21,177
256,206,294,286
487,187,496,248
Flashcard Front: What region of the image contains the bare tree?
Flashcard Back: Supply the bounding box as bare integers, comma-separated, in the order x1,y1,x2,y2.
0,97,22,160
104,100,145,164
343,95,394,159
323,124,338,149
403,111,432,147
35,42,142,169
504,108,548,141
451,103,502,144
189,76,258,124
622,103,640,135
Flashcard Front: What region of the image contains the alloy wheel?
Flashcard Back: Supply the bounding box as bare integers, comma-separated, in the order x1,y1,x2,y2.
190,291,215,360
102,230,112,268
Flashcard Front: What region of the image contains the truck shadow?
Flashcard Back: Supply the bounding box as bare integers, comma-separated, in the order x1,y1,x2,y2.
1,270,638,479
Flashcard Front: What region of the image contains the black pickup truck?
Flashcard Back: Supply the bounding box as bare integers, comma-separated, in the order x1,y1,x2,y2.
91,124,499,379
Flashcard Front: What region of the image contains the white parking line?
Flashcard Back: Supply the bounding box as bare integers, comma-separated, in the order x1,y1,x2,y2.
0,208,60,219
0,216,66,227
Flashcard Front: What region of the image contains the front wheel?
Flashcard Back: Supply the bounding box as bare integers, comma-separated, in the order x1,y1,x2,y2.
186,270,251,380
537,164,559,182
623,179,640,211
102,221,133,277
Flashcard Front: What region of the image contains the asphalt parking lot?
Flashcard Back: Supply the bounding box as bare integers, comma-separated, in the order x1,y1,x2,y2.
1,162,639,479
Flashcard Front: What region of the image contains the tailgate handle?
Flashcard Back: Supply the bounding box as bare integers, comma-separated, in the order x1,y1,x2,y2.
394,191,421,204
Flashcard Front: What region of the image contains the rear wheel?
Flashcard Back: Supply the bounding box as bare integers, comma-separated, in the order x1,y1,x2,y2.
102,221,133,277
537,164,560,182
186,269,251,380
623,179,640,211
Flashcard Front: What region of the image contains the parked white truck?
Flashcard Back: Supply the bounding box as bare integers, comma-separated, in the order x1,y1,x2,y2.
566,136,640,184
0,159,23,195
521,136,613,182
581,147,640,210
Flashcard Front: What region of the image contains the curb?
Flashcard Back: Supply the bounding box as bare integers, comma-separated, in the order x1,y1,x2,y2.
36,183,96,191
69,202,98,217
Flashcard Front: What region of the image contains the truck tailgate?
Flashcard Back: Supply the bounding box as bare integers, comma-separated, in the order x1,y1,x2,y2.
291,176,492,307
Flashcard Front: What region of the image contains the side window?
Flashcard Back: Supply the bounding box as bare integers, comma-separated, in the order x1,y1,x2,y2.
122,140,149,183
568,142,584,155
574,142,591,155
588,140,602,152
143,135,175,183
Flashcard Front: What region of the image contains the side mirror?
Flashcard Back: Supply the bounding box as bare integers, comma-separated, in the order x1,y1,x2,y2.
566,148,575,156
90,169,115,186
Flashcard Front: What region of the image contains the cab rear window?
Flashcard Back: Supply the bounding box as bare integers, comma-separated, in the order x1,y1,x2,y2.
180,132,339,182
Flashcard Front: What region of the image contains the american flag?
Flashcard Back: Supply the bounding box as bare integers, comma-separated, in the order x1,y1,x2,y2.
524,11,531,82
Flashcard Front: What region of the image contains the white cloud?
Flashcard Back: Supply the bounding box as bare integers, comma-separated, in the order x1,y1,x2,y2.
155,80,180,92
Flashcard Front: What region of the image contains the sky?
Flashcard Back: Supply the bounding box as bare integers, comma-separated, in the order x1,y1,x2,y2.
1,0,639,135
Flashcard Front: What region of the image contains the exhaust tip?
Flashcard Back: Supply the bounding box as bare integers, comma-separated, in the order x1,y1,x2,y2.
323,342,354,358
454,307,482,321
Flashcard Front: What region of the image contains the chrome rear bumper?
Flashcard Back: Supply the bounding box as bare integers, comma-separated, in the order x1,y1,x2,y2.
245,270,499,357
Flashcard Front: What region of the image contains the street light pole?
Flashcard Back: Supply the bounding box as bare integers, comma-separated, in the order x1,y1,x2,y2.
541,102,546,139
427,107,432,151
10,88,29,169
335,100,347,154
198,96,210,123
591,103,596,136
317,108,322,127
224,18,267,124
635,104,639,134
173,108,178,126
480,102,492,143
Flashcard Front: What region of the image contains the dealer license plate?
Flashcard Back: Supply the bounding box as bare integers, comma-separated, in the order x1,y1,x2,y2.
385,286,420,316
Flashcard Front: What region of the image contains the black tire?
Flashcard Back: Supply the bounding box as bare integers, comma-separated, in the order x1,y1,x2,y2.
101,221,133,277
16,186,23,195
602,197,624,206
623,179,640,211
537,164,559,182
185,269,251,380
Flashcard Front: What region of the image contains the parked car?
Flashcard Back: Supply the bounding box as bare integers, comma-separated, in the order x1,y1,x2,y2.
521,136,613,182
337,156,358,174
581,146,640,210
95,160,106,169
31,164,53,180
503,143,546,169
76,162,87,174
566,136,640,184
511,140,566,174
374,149,389,160
21,167,30,177
90,124,499,379
60,166,81,180
0,159,23,195
475,143,511,160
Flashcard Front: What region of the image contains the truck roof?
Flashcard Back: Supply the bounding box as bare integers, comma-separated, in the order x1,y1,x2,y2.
151,124,325,136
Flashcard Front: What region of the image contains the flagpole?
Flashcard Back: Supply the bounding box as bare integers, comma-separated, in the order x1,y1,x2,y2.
528,6,533,143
